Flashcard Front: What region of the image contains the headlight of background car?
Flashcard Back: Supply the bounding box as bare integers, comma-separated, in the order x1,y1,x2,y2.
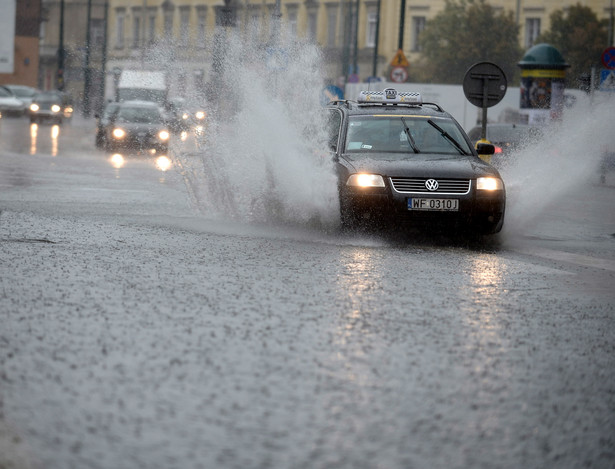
195,111,206,120
30,104,39,112
346,174,386,188
51,104,61,113
158,130,170,141
476,177,503,191
112,128,126,139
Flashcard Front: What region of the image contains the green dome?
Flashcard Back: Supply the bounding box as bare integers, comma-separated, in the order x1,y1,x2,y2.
518,43,570,69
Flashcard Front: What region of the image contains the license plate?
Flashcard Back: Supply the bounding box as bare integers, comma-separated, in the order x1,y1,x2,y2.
408,198,459,211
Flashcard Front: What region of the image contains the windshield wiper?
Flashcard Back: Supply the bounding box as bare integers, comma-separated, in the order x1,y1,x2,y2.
400,117,420,153
427,119,469,155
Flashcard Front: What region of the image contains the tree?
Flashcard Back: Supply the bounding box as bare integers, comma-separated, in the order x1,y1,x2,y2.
535,4,609,87
412,0,523,85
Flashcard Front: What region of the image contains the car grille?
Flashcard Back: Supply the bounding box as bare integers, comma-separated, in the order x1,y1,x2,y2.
390,177,471,194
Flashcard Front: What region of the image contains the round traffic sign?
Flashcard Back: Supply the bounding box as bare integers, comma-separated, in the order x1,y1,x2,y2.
390,66,408,83
601,47,615,70
462,62,507,108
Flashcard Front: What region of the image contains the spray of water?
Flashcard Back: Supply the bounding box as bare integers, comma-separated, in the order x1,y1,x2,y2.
498,94,614,241
172,29,340,230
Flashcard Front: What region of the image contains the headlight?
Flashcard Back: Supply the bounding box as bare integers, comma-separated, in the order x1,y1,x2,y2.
51,104,61,113
195,111,206,120
112,128,126,139
158,130,170,141
30,103,39,112
346,174,385,188
181,113,189,120
64,106,73,114
476,177,503,191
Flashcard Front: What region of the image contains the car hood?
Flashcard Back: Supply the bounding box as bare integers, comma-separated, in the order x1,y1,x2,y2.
340,152,500,179
114,122,165,131
0,97,25,107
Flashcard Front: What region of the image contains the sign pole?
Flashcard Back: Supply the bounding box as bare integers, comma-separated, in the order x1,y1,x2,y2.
481,82,488,140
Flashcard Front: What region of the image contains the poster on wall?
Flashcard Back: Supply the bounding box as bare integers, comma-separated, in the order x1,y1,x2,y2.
0,0,16,74
519,72,566,126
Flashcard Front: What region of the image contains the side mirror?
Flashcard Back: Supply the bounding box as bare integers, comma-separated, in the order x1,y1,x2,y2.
476,142,495,155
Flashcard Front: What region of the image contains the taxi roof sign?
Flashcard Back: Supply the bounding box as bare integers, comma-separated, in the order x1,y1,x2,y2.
358,88,422,105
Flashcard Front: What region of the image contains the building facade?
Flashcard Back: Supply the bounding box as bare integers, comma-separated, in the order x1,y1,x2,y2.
38,0,108,113
36,0,614,108
0,0,41,88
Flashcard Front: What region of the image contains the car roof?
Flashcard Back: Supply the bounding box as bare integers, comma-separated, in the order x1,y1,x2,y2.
327,89,451,119
117,100,161,109
4,84,37,91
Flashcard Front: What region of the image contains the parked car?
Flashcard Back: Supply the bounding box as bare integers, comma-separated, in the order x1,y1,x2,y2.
0,85,27,117
3,84,39,109
326,88,505,235
97,100,170,153
29,91,74,124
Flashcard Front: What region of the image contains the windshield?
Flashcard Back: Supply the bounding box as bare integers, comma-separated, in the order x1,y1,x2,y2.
12,88,36,98
116,106,162,123
34,93,62,103
345,115,472,155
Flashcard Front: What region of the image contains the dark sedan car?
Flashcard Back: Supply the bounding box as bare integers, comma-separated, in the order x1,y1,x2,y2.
98,100,170,153
29,91,73,124
326,88,505,235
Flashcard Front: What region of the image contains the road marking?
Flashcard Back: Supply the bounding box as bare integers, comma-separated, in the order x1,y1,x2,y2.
517,246,615,272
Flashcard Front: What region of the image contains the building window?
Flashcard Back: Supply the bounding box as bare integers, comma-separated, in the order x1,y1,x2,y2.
327,7,337,47
248,10,261,43
132,9,142,48
164,9,174,39
411,16,425,52
115,10,125,49
366,10,377,47
525,18,540,48
91,19,104,45
197,8,207,45
148,9,156,44
308,11,317,42
179,7,190,46
287,9,298,37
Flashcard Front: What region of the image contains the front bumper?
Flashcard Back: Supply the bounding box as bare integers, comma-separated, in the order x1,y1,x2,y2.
110,132,168,152
340,181,505,234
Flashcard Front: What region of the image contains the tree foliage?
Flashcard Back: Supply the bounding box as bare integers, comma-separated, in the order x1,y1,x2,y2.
413,0,523,85
535,4,609,86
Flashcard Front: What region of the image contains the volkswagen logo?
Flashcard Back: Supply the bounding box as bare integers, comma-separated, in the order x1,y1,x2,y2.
425,179,439,191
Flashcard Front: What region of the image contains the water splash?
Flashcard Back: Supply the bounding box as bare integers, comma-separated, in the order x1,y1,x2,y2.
499,94,615,240
178,30,340,230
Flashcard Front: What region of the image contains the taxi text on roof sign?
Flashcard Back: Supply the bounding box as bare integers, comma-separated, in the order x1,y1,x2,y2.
357,88,422,105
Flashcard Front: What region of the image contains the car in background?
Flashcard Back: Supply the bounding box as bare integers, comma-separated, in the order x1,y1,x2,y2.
29,91,74,124
98,100,170,153
467,123,542,159
95,101,120,148
165,97,208,137
326,88,505,235
3,84,39,109
0,85,27,117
